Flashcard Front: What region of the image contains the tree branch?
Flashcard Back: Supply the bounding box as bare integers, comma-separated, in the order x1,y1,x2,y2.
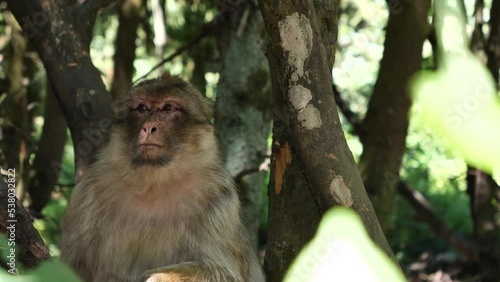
6,0,113,180
84,0,117,9
397,181,479,261
0,174,50,268
134,19,222,82
79,0,118,40
332,84,363,136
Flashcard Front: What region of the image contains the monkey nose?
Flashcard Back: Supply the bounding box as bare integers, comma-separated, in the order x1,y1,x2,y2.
142,123,158,135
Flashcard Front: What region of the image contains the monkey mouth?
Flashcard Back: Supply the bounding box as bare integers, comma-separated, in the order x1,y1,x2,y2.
136,143,164,159
139,143,164,148
132,142,172,167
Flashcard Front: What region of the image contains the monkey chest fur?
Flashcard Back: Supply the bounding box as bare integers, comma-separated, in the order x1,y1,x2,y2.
82,182,205,281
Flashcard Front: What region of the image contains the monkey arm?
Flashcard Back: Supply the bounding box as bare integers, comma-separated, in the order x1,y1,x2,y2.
143,262,235,282
142,237,249,282
142,184,255,282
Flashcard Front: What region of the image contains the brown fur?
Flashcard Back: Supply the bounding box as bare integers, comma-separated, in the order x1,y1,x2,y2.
60,74,265,282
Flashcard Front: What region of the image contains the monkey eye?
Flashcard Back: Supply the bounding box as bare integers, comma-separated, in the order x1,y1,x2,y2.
136,103,149,113
162,103,177,112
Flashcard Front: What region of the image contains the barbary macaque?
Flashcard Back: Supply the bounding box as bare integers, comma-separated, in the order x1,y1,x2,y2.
60,73,265,282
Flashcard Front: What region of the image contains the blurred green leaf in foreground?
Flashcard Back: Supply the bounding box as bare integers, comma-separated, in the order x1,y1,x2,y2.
411,0,500,177
285,208,405,282
0,260,81,282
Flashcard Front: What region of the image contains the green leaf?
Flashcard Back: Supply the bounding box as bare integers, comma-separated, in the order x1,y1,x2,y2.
285,207,405,282
411,0,500,175
27,260,82,282
0,260,81,282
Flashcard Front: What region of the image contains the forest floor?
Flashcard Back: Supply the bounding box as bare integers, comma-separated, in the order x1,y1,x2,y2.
405,252,481,282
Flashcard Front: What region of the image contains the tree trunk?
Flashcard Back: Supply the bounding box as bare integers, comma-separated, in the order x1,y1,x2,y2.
110,0,144,99
487,0,500,85
2,11,29,202
466,2,500,280
28,83,67,216
189,44,210,95
6,0,114,181
466,168,500,281
1,0,115,269
184,0,211,95
214,0,272,248
257,1,395,280
358,0,431,231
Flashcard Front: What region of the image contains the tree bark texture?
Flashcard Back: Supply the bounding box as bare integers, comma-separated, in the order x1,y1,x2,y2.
214,0,272,248
358,0,431,231
257,1,395,280
6,0,114,181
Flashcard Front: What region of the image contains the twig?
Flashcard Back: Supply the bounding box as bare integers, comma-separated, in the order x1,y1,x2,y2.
133,19,222,83
234,154,271,183
235,167,263,184
332,84,364,136
134,0,255,82
1,119,35,147
236,6,251,37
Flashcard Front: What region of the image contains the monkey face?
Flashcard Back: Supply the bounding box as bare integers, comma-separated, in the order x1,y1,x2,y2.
128,98,183,166
113,73,214,167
